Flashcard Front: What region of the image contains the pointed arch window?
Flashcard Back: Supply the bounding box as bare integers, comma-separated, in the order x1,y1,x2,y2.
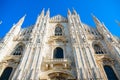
94,44,104,54
104,65,118,80
55,26,62,36
53,47,64,58
13,45,24,55
0,67,13,80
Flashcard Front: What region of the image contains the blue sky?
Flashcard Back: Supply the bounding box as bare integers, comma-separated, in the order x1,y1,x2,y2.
0,0,120,38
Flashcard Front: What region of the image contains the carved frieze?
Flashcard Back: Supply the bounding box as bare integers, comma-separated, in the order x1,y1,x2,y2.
47,36,68,44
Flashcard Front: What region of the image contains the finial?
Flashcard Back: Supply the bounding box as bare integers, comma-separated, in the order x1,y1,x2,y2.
40,8,45,16
24,14,26,17
72,8,77,15
46,8,50,17
21,14,26,20
17,15,26,24
68,8,71,15
9,15,25,34
91,13,101,25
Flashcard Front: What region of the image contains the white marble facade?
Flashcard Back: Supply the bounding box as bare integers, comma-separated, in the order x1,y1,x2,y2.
0,9,120,80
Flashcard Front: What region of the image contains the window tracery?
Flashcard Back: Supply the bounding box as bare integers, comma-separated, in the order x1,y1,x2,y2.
13,45,24,55
55,26,62,36
94,44,104,54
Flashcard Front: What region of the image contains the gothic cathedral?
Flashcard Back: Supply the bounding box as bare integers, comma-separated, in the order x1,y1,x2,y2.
0,9,120,80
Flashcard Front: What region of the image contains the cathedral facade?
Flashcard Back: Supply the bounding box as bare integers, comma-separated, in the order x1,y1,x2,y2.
0,9,120,80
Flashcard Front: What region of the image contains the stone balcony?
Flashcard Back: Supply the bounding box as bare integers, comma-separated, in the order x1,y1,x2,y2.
94,54,108,59
41,58,71,71
94,54,109,59
94,54,114,65
1,55,21,63
0,55,21,68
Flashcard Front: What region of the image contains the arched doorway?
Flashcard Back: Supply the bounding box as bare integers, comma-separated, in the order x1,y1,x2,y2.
0,67,13,80
104,65,118,80
53,47,64,58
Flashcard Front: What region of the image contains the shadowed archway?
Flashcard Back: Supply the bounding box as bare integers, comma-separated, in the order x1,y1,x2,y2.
53,47,64,58
0,67,13,80
104,65,118,80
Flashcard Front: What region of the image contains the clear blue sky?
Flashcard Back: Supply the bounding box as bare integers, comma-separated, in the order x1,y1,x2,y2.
0,0,120,38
